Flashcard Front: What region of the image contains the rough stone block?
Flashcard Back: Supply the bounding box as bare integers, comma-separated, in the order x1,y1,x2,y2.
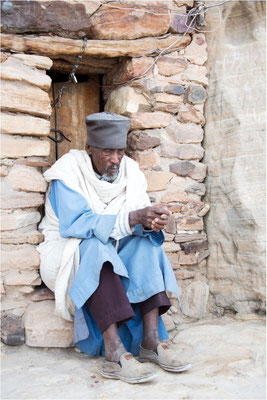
1,315,25,346
167,204,182,213
1,80,51,117
144,171,174,192
180,240,208,254
6,165,47,192
31,287,55,302
177,105,205,125
166,120,203,143
130,112,171,130
157,57,188,76
184,33,207,66
184,84,207,104
162,241,181,252
181,281,209,318
1,112,50,136
170,160,207,181
185,182,206,196
0,166,8,176
173,0,194,6
182,65,208,87
11,53,53,70
1,244,40,272
1,297,30,312
105,86,150,115
0,210,41,231
174,270,197,280
1,135,50,158
178,252,198,265
23,300,74,347
174,232,206,243
90,3,170,40
4,270,41,286
164,215,176,234
198,203,210,216
161,190,188,204
180,200,205,216
1,193,44,209
132,152,160,170
161,142,204,160
127,131,161,151
0,229,43,245
1,56,51,90
154,93,183,105
176,216,204,231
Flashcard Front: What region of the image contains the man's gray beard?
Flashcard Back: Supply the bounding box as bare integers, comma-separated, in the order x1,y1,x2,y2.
102,166,119,183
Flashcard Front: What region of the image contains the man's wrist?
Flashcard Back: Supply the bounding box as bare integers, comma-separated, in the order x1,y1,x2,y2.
129,210,140,227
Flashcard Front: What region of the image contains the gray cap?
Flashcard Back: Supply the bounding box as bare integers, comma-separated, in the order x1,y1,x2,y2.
85,112,130,149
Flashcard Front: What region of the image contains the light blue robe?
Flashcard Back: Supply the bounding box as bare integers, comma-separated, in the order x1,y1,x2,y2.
49,180,180,357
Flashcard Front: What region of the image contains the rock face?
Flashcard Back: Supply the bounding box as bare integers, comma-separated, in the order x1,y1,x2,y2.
204,1,266,314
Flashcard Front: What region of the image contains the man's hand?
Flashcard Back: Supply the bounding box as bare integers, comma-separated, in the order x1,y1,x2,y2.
129,205,171,232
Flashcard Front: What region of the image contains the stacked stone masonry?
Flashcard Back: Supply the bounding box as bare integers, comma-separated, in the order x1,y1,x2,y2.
1,0,210,346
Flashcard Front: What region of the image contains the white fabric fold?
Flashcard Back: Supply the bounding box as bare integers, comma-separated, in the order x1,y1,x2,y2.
37,150,150,321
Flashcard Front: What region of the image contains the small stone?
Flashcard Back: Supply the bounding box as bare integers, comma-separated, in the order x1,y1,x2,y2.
181,281,209,318
174,270,197,279
127,131,160,151
154,93,183,105
177,105,205,125
161,142,204,160
180,240,208,254
0,229,43,245
105,86,150,115
157,57,188,76
176,216,203,231
31,287,55,302
170,13,195,34
144,171,174,192
174,232,206,243
23,300,73,347
1,135,50,158
164,215,176,234
151,84,185,95
178,252,198,265
184,33,207,66
173,0,194,6
11,54,53,70
182,65,208,87
185,182,206,196
161,190,188,204
197,249,210,264
184,84,207,104
132,152,160,170
181,200,205,216
130,112,171,130
162,241,181,252
198,203,210,216
6,164,47,192
170,160,207,181
164,233,175,242
166,120,203,144
1,315,25,346
167,204,182,213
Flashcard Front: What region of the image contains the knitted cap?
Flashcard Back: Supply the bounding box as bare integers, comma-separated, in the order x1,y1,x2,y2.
85,112,130,149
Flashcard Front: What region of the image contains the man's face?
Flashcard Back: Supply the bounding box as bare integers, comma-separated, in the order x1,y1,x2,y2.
86,146,125,182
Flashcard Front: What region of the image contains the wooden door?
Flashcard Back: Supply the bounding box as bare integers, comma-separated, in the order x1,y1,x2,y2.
49,75,100,163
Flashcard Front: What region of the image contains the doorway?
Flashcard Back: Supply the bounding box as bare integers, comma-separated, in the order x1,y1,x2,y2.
48,72,101,163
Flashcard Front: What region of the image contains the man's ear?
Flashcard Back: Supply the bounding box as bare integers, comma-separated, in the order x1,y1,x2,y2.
86,145,92,155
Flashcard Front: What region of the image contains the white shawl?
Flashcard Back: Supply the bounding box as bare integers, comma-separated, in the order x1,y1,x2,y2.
37,150,150,321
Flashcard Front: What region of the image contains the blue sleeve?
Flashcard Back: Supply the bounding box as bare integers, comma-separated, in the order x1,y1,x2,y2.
132,224,165,247
49,180,117,243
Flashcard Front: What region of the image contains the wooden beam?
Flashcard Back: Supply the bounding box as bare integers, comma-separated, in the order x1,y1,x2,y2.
1,33,191,59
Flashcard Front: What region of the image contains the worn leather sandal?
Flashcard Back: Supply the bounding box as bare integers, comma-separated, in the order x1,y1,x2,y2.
139,342,192,372
101,352,158,384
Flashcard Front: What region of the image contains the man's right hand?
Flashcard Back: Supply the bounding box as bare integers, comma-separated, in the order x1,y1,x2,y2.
129,205,171,232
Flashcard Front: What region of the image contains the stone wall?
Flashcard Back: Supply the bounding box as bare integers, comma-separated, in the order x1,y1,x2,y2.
1,0,211,346
204,1,266,315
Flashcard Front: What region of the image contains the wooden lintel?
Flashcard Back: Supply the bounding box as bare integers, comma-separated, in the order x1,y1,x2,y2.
1,33,191,59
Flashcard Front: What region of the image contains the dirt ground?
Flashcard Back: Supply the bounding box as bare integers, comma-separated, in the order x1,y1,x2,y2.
1,315,266,400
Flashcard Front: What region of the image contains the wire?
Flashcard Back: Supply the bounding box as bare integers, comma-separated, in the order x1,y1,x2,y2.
193,6,223,33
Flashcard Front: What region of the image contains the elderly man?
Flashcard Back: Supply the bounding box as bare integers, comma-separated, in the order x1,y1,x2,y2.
38,112,191,384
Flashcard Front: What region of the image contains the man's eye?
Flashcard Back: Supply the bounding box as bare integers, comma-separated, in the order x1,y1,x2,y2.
104,150,112,155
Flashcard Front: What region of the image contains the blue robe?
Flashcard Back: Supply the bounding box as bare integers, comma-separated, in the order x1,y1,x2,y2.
49,180,180,357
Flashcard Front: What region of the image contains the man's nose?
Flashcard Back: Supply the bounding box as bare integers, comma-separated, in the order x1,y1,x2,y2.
110,151,120,164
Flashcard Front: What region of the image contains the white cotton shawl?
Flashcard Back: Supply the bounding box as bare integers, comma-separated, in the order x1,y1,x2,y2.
37,150,150,321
